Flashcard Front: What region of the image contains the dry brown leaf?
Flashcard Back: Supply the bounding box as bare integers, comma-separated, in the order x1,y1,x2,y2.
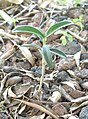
14,99,58,119
61,81,76,90
70,100,88,112
81,82,88,90
39,0,51,9
18,105,26,114
68,116,79,119
74,51,81,69
19,47,34,65
59,85,73,101
13,84,34,98
5,76,22,87
71,95,88,103
49,91,61,103
8,87,16,98
0,10,14,25
7,0,24,4
3,88,10,103
3,88,8,100
30,113,45,119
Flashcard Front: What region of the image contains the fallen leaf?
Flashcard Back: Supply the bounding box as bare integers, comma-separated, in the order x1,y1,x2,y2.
70,100,88,112
81,82,88,90
18,105,26,114
0,10,16,25
39,0,51,9
19,47,34,65
7,0,24,4
68,115,79,119
3,88,8,100
61,81,76,90
8,87,16,98
49,91,61,103
71,95,88,103
74,51,81,69
30,113,45,119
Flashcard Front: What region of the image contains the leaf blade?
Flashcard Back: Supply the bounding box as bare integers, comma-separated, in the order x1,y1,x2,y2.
46,20,73,37
13,25,45,38
50,48,66,58
22,43,41,49
42,45,54,69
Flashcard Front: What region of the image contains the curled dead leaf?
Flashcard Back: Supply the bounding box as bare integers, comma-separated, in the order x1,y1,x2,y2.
5,76,22,87
3,88,8,100
8,87,16,98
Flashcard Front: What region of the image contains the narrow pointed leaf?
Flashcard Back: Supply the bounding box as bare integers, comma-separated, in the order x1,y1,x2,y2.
50,48,66,58
22,43,41,49
13,25,45,38
46,20,73,37
42,45,54,69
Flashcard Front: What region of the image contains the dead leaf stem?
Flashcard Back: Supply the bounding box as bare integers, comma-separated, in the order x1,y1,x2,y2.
14,98,59,119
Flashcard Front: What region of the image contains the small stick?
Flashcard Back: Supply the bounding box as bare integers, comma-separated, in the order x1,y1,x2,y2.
14,98,59,119
0,30,28,41
67,29,87,43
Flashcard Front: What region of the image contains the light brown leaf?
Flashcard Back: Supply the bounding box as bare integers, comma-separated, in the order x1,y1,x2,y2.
8,87,16,98
7,0,24,4
74,51,81,69
19,47,34,65
49,91,61,103
18,105,26,114
30,113,45,119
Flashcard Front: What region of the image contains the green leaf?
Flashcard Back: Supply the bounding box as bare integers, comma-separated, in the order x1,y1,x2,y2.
22,43,41,49
45,20,73,37
42,45,54,69
50,48,66,58
67,34,73,42
60,35,67,45
13,25,45,38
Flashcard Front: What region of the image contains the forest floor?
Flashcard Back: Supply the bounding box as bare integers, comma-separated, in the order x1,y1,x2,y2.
0,0,88,119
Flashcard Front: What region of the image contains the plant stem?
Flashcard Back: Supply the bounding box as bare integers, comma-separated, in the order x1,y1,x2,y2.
38,56,45,93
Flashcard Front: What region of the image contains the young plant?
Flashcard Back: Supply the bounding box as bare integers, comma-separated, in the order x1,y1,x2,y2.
55,30,73,45
13,20,73,92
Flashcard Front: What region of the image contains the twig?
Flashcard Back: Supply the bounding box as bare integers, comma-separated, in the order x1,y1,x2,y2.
14,4,36,18
80,59,88,64
38,55,45,93
71,95,88,103
67,29,87,43
0,30,28,41
0,47,15,60
13,98,59,119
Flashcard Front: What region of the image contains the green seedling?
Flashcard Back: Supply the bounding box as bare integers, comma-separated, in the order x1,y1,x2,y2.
72,15,83,31
55,30,73,45
13,20,73,92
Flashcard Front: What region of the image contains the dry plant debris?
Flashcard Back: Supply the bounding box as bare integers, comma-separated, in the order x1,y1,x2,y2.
0,0,88,119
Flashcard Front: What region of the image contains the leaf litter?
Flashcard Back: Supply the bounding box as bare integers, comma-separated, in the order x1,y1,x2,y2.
0,0,88,119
